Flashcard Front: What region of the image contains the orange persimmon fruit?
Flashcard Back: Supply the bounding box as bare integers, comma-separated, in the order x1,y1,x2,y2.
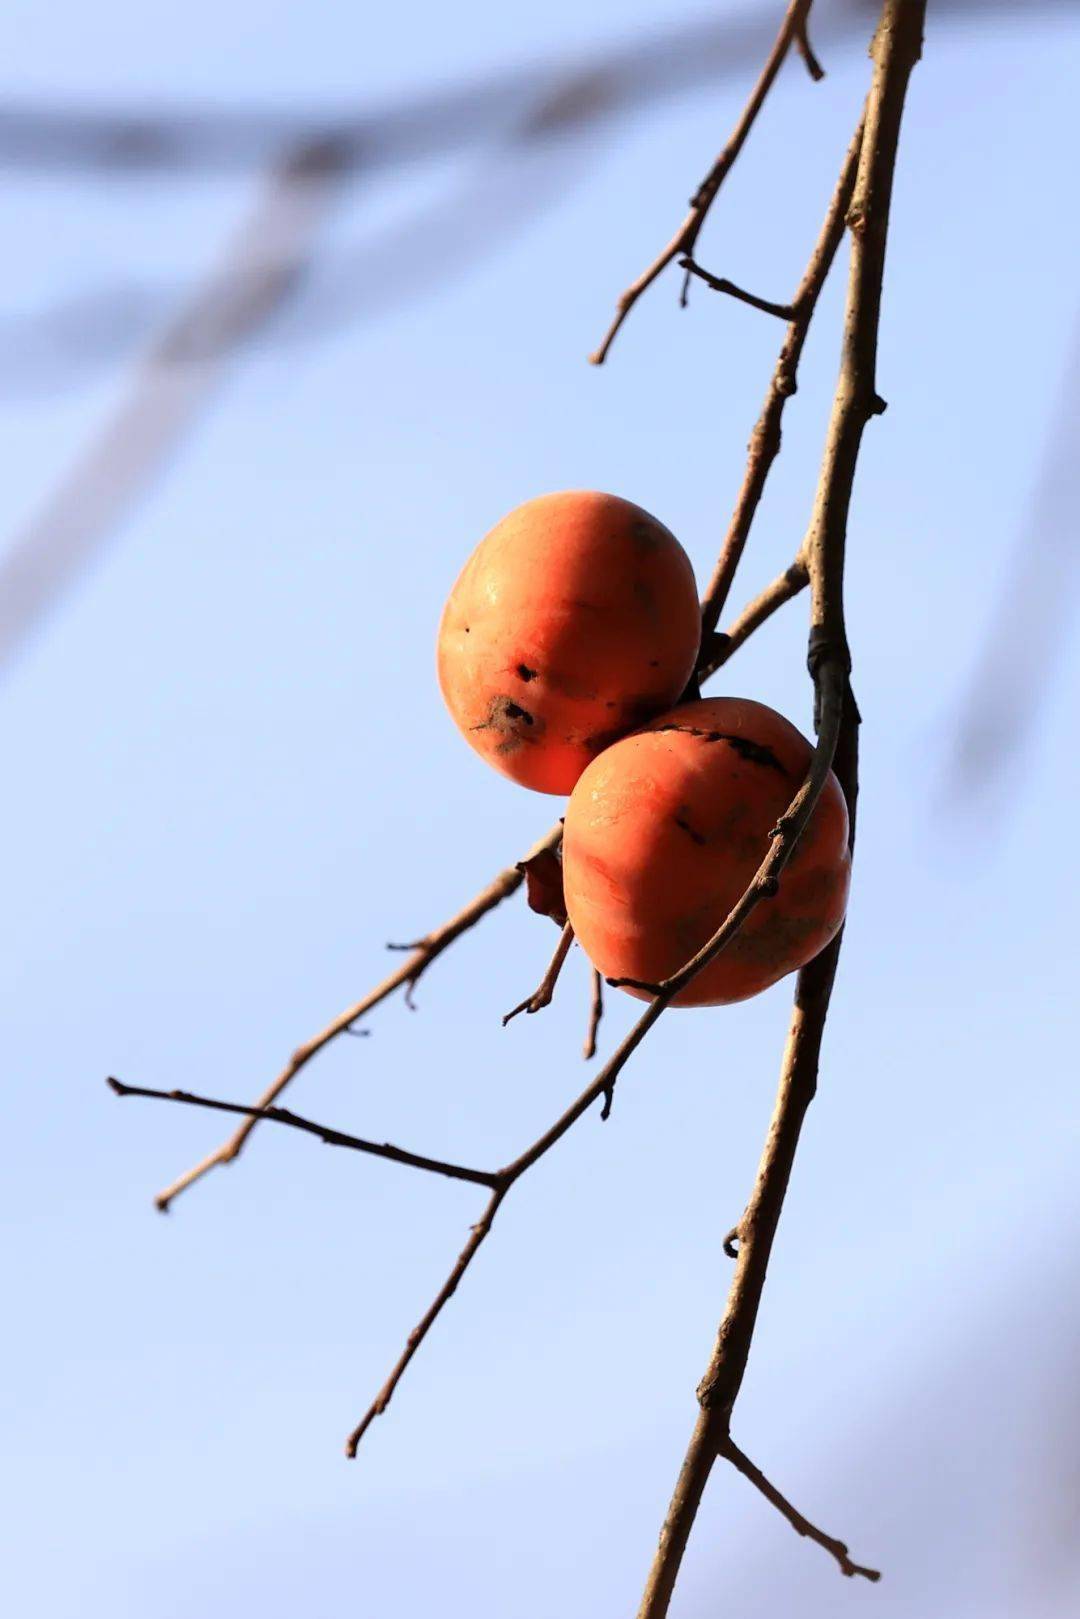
562,696,850,1006
437,491,701,794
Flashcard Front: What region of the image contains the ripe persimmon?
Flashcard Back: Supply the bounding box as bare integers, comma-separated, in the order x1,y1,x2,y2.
437,491,701,794
562,697,850,1006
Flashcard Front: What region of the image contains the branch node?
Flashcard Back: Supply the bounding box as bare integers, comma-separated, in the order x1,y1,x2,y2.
722,1225,741,1259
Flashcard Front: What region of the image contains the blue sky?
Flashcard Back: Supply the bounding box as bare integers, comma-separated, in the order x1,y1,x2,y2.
2,3,1079,1616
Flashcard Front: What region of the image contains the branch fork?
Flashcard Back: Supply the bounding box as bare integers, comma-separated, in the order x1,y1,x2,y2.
110,5,925,1612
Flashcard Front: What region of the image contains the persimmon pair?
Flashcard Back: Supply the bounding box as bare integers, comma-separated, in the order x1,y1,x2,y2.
437,492,849,1006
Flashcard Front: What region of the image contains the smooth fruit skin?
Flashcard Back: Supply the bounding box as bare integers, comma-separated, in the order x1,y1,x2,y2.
562,697,850,1006
437,491,701,794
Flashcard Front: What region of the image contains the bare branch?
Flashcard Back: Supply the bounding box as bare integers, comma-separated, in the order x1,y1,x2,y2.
698,112,865,634
720,1436,880,1581
679,257,795,321
583,969,604,1060
153,822,563,1211
346,1185,507,1455
589,0,822,365
151,508,816,1215
637,4,924,1610
699,556,809,682
344,662,848,1455
792,11,826,82
503,922,575,1026
636,695,860,1618
108,1077,499,1188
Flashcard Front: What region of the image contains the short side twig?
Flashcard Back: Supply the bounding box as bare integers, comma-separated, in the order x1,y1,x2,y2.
698,556,809,683
720,1436,881,1581
590,0,822,365
583,970,603,1060
679,257,795,321
503,922,574,1026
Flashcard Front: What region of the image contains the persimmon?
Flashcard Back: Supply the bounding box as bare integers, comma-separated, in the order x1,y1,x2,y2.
562,696,850,1006
437,491,701,794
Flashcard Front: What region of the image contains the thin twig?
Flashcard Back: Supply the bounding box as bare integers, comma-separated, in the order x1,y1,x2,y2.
679,257,795,321
636,694,861,1618
636,4,924,1611
344,673,846,1456
583,970,604,1060
699,555,809,681
108,1077,499,1188
152,823,563,1211
503,922,574,1026
146,53,856,1216
699,111,865,634
589,0,822,365
720,1436,880,1580
792,9,826,82
151,549,810,1214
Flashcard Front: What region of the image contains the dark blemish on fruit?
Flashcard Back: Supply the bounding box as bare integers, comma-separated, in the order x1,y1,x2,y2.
631,519,663,553
648,660,660,668
464,626,470,633
653,725,788,775
517,664,537,682
674,813,707,846
470,695,543,753
720,735,788,774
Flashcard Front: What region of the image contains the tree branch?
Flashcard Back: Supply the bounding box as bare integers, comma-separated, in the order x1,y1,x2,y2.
140,21,863,1218
698,111,865,634
636,4,924,1611
147,536,816,1216
152,822,562,1211
635,690,861,1618
720,1436,880,1581
698,555,809,682
107,1076,499,1188
589,0,822,366
679,257,795,321
503,921,575,1026
583,969,604,1060
343,662,848,1456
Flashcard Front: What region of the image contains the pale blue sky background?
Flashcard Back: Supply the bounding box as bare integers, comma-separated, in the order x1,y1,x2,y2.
1,3,1078,1616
